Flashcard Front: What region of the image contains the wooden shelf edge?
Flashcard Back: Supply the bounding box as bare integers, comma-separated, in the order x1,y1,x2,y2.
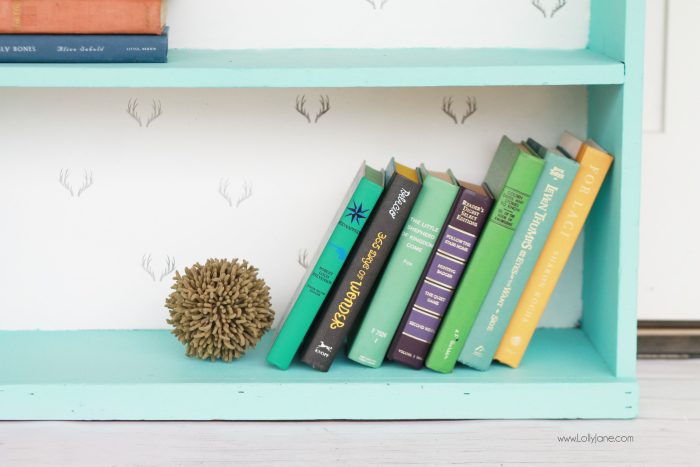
0,380,638,420
0,328,638,420
0,48,625,88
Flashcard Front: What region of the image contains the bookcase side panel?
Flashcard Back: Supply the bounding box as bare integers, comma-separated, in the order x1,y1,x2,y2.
584,0,644,378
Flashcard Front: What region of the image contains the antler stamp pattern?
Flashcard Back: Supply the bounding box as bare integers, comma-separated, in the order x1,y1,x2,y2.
219,179,253,208
236,181,253,207
142,254,156,281
219,179,233,207
126,98,164,127
532,0,567,18
314,95,330,123
126,99,142,127
58,169,94,197
442,96,478,125
442,97,458,124
365,0,389,9
159,255,176,281
295,95,311,123
461,96,477,123
59,169,75,197
550,0,567,17
146,100,163,127
298,249,310,269
76,170,94,197
142,254,176,282
295,95,331,123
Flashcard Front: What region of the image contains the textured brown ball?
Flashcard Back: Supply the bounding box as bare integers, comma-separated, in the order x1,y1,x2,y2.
166,258,274,362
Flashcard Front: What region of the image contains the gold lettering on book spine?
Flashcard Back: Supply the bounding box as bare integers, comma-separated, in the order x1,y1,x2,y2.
12,0,23,31
330,281,362,330
329,232,387,330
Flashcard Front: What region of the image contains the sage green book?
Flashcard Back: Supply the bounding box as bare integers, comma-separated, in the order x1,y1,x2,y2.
347,166,459,368
267,162,384,370
425,136,545,374
458,139,579,371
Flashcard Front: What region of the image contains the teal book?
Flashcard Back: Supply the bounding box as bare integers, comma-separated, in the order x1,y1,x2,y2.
458,139,579,370
299,160,422,372
266,162,384,370
347,166,459,368
426,136,545,374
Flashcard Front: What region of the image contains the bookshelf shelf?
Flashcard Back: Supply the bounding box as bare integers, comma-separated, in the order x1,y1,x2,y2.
0,329,636,419
0,0,644,420
0,48,624,88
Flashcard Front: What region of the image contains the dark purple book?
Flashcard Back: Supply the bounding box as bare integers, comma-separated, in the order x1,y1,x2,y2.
387,181,493,369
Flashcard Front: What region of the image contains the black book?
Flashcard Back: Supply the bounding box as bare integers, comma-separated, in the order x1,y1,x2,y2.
300,160,422,371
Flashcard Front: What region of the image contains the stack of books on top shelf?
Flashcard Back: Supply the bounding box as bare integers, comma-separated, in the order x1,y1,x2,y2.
268,132,614,373
0,0,168,63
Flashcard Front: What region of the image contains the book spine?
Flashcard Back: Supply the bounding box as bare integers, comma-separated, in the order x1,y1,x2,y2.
387,188,493,369
347,174,459,369
426,153,544,374
300,174,421,372
267,176,383,370
458,153,579,370
0,0,164,34
495,147,613,368
0,33,168,63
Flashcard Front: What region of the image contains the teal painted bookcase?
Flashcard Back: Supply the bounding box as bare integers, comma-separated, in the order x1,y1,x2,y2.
0,0,644,420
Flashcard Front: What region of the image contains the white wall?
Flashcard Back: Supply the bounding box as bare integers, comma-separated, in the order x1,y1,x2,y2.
0,1,592,330
166,0,590,50
639,0,699,321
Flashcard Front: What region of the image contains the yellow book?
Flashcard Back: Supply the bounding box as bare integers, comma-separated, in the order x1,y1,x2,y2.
494,133,613,368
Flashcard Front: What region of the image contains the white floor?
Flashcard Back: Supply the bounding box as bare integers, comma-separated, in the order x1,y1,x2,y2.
1,359,698,466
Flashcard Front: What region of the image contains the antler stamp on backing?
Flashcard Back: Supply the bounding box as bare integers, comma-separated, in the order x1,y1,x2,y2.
365,0,389,9
298,249,310,269
532,0,567,18
126,98,164,127
442,96,478,125
219,179,253,208
142,254,176,282
295,95,331,123
58,169,94,198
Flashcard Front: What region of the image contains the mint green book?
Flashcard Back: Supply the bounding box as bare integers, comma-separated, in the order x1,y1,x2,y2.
426,136,545,374
267,162,384,370
458,139,580,370
347,166,459,368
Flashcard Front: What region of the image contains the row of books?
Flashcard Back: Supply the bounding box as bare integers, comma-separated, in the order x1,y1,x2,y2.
0,0,168,63
267,132,613,373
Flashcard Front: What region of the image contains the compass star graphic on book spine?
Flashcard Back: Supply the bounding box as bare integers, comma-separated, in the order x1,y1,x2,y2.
345,200,369,225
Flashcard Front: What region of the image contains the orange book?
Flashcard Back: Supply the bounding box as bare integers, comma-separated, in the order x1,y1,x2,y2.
0,0,165,34
494,133,613,368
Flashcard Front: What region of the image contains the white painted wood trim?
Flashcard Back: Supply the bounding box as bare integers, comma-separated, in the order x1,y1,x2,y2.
0,359,698,466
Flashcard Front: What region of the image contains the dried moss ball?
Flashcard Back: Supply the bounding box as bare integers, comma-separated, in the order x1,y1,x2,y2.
166,258,274,362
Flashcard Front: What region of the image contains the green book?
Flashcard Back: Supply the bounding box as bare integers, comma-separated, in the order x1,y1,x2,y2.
266,162,384,370
458,139,579,370
347,166,459,368
425,136,545,374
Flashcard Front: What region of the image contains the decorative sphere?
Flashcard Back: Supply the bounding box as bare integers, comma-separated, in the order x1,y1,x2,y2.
166,258,274,362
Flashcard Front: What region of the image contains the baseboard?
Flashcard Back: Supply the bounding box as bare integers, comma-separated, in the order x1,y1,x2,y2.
638,320,700,358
